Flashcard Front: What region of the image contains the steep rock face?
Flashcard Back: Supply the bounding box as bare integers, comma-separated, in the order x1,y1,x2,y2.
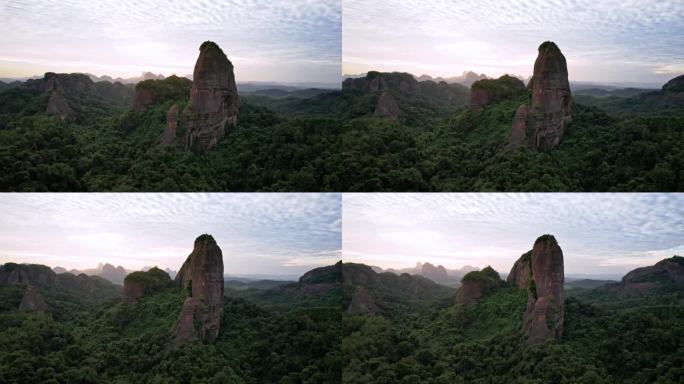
347,286,379,314
663,74,684,93
522,235,565,344
509,42,571,151
455,266,502,305
133,88,155,112
0,263,58,287
123,267,172,304
19,285,50,312
123,280,144,304
470,75,526,110
343,71,418,93
528,42,572,150
374,91,401,120
507,250,532,289
174,234,224,343
508,104,529,149
46,90,74,120
161,104,179,146
182,41,239,151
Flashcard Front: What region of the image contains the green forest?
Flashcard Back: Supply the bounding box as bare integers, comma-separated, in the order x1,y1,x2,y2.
341,259,684,384
0,264,342,384
0,73,681,192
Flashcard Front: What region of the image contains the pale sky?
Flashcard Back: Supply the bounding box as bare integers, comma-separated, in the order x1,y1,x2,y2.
0,0,341,84
343,194,684,278
343,0,684,84
0,193,341,276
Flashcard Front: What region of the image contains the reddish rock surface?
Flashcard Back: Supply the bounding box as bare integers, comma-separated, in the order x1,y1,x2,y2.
123,280,144,304
175,297,199,343
132,88,155,112
455,279,484,305
470,87,491,111
508,104,529,149
454,266,502,305
373,91,401,120
175,234,224,343
509,42,571,151
347,286,379,314
528,42,572,151
161,104,179,146
19,284,50,312
46,90,74,120
182,41,239,151
507,250,532,289
522,235,565,344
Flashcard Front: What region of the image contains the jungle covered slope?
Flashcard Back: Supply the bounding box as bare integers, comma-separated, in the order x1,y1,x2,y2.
0,264,342,384
0,77,343,192
339,74,683,192
342,258,684,384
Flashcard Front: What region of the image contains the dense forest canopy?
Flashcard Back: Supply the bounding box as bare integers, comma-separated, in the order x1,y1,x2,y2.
0,262,342,383
0,72,682,191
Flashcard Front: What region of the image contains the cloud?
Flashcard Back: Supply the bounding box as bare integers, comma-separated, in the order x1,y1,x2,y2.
0,193,342,275
343,0,684,83
0,0,341,82
342,193,684,276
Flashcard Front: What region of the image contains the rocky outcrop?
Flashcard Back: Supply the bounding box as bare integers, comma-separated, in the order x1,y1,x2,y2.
421,262,448,282
46,89,74,120
174,234,224,344
182,41,239,151
0,263,58,286
133,88,155,112
374,91,401,120
663,74,684,93
507,250,532,289
522,235,565,344
19,284,50,312
509,42,571,151
161,104,179,146
100,263,127,285
622,256,683,284
123,267,172,304
347,286,379,314
470,75,526,111
455,266,502,305
508,104,529,149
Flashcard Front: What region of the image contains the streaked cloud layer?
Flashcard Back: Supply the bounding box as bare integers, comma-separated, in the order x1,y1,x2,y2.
343,194,684,277
343,0,684,84
0,193,341,276
0,0,341,83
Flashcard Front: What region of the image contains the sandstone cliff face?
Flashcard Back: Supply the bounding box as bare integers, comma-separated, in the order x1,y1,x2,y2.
182,41,239,151
161,104,179,146
374,91,401,120
133,88,156,112
469,75,526,111
0,263,58,287
174,234,224,343
19,284,50,312
347,286,379,314
455,266,502,305
123,267,172,304
529,42,571,150
509,42,571,151
508,104,529,149
522,235,565,344
507,250,532,289
46,89,74,120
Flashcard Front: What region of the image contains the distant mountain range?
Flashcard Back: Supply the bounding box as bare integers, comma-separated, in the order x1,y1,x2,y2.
343,71,667,91
0,73,339,91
